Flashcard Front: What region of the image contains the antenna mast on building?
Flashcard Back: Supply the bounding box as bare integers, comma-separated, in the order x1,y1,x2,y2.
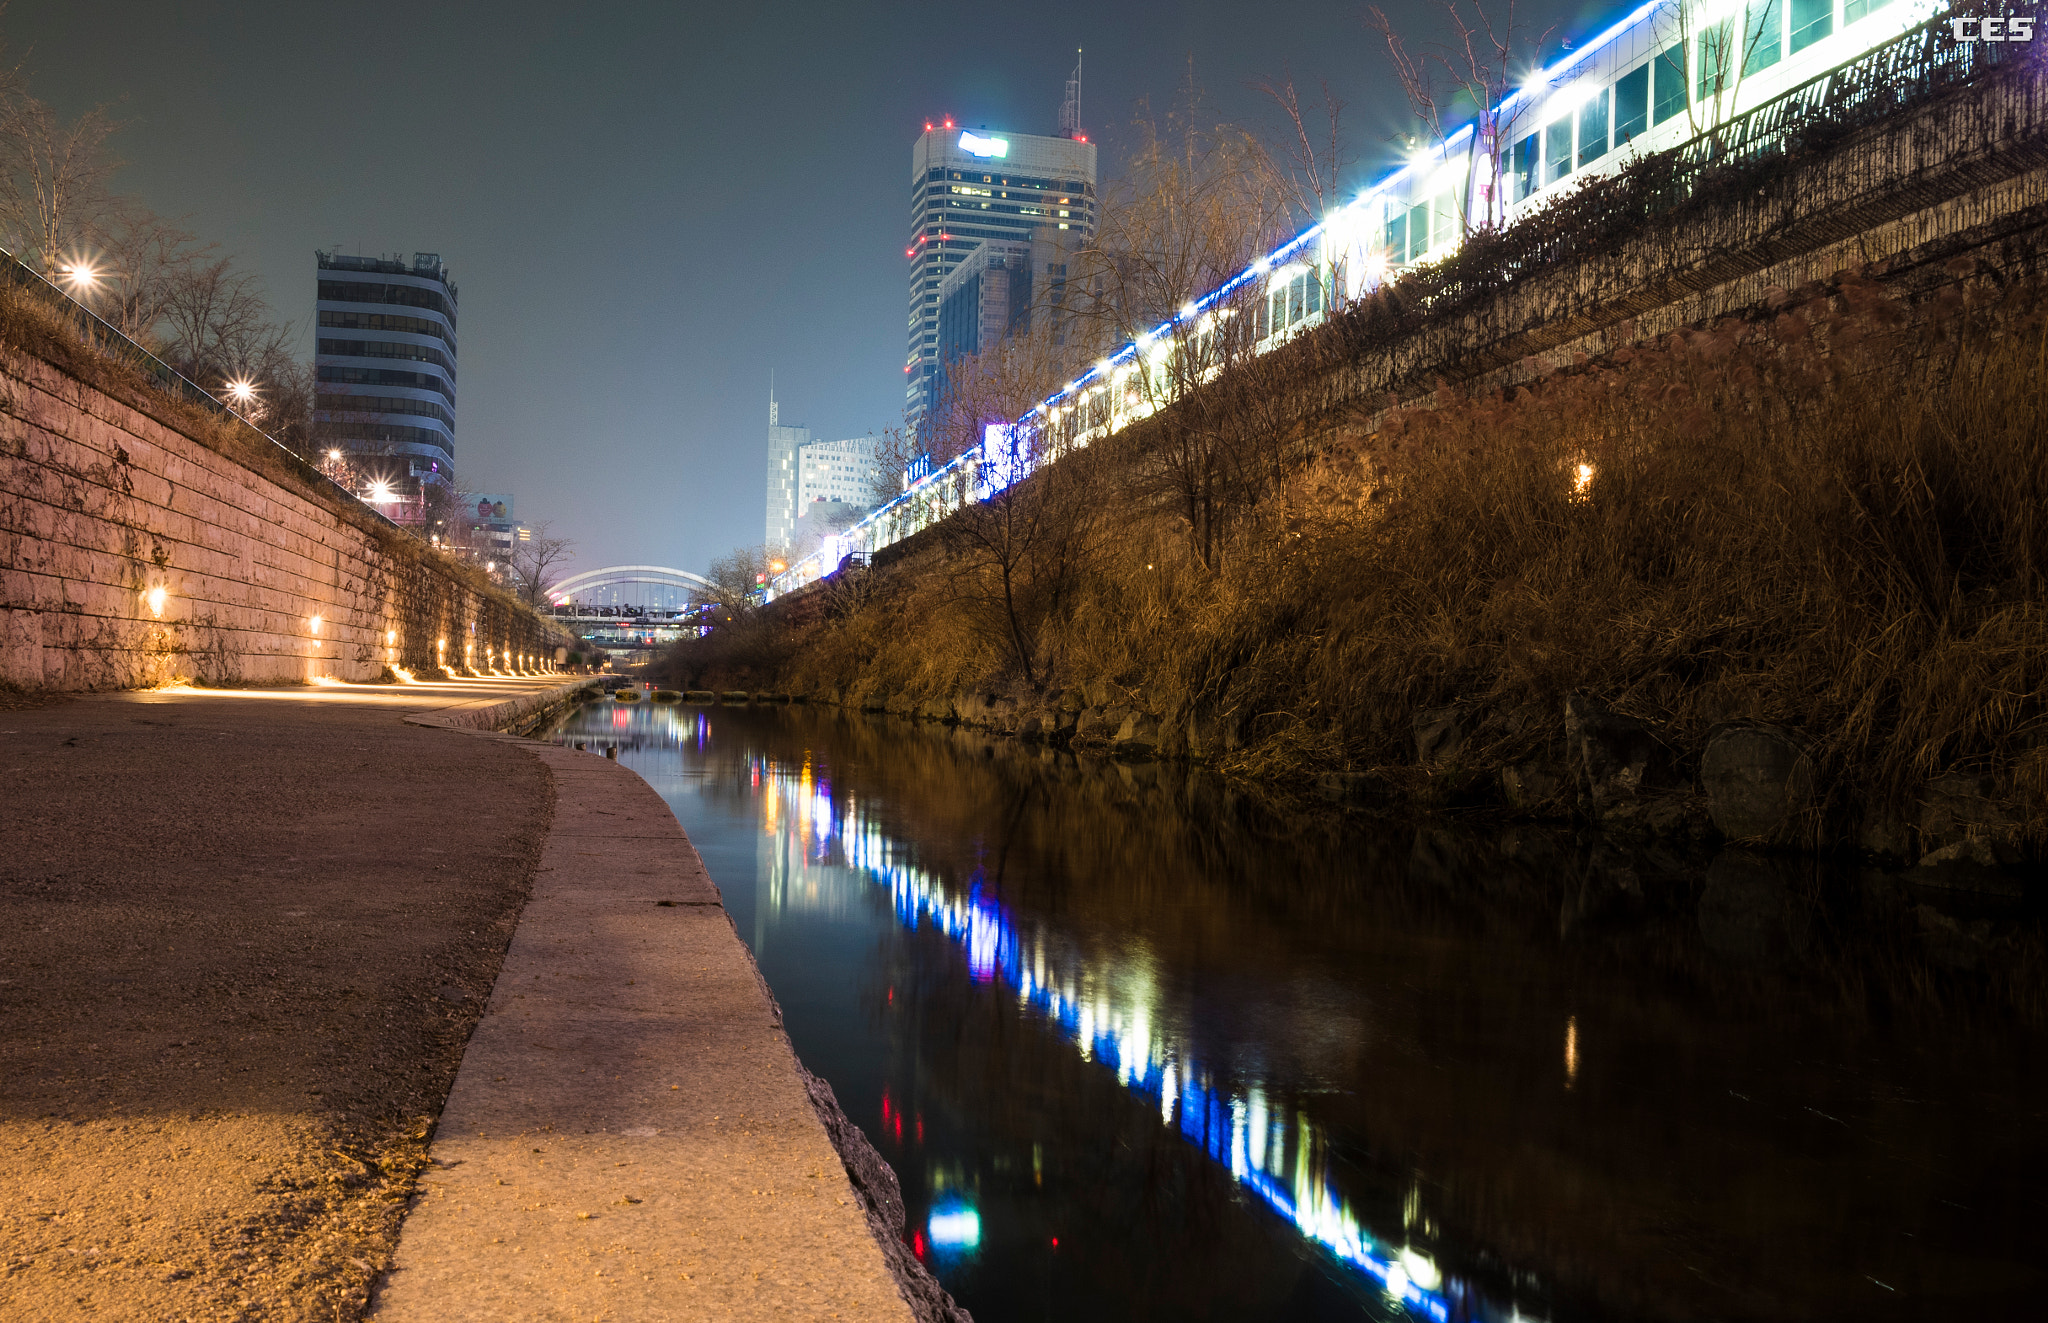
769,371,778,426
1060,48,1083,140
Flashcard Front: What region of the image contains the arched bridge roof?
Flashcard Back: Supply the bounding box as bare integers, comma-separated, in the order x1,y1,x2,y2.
550,564,715,600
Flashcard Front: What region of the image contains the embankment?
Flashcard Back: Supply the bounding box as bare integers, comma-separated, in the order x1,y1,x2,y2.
671,278,2048,884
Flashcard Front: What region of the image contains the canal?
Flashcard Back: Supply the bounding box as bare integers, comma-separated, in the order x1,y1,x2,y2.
548,698,2045,1322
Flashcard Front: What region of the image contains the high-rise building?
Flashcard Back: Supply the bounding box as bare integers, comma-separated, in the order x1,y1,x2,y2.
905,113,1096,438
765,387,810,553
314,252,458,488
934,227,1085,377
797,436,881,511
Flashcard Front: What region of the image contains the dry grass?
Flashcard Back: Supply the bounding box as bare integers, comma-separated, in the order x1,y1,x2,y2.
681,270,2048,841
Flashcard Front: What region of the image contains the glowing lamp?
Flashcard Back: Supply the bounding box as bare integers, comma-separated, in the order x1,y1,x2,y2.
308,615,323,635
958,131,1009,159
144,586,167,618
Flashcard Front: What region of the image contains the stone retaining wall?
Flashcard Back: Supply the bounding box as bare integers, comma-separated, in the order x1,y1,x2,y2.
0,340,572,690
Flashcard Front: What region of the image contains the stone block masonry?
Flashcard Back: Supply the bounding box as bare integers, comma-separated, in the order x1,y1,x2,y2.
0,329,570,690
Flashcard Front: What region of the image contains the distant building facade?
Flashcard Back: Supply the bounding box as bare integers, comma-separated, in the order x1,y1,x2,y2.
465,493,531,562
765,389,809,553
934,227,1085,381
314,252,458,488
796,435,881,511
905,124,1096,437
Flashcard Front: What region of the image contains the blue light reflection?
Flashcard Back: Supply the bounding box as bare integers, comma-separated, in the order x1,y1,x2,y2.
752,750,1475,1322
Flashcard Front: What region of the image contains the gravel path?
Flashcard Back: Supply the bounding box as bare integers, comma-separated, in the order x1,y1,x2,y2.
0,679,567,1321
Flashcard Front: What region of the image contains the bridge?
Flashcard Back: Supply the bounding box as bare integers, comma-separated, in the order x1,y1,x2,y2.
542,566,720,649
549,564,715,603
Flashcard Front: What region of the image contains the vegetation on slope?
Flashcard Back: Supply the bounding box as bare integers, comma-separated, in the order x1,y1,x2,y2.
668,268,2048,851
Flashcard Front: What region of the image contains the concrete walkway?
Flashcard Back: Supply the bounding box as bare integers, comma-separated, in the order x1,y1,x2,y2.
371,717,914,1320
2,674,917,1322
0,673,579,1321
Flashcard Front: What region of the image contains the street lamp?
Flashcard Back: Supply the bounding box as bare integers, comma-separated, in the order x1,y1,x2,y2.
224,379,258,407
59,262,99,295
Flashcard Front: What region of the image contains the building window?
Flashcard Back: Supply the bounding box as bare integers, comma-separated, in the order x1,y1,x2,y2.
1744,0,1783,75
1614,64,1650,145
1545,116,1572,184
1655,40,1689,124
1699,20,1735,101
1512,133,1539,202
1578,87,1610,168
1791,0,1833,49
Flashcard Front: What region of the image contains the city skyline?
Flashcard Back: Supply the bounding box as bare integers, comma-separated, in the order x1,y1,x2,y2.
7,0,1597,580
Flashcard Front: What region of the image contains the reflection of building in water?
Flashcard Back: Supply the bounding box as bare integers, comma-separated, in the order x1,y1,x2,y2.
755,754,862,925
740,751,1468,1321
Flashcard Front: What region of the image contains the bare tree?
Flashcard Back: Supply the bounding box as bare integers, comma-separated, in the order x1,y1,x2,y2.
86,209,203,340
1075,70,1293,348
704,546,771,612
1254,67,1351,226
509,522,576,607
0,94,125,274
1366,0,1551,234
1665,0,1784,153
1055,75,1302,570
928,322,1112,684
155,256,292,385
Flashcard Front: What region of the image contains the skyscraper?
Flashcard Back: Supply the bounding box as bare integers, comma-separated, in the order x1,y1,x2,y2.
765,386,810,553
905,102,1096,438
313,252,458,488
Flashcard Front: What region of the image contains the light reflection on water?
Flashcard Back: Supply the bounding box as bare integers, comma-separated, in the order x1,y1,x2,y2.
550,699,2048,1323
559,700,1511,1321
782,762,1460,1319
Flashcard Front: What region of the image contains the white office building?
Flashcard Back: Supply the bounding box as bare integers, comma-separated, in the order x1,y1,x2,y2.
797,436,881,511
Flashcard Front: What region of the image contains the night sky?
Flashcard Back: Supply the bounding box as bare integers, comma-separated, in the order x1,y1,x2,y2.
14,0,1603,578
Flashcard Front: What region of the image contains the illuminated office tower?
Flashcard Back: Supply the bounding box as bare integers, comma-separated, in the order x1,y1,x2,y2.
905,98,1096,439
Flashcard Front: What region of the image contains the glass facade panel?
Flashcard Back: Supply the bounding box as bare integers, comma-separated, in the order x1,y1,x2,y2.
1513,132,1539,202
1407,202,1430,256
1385,212,1407,261
1614,64,1650,144
1744,0,1784,75
1700,20,1734,101
1545,117,1573,184
1579,88,1610,168
1792,0,1834,46
1844,0,1893,23
1655,41,1689,123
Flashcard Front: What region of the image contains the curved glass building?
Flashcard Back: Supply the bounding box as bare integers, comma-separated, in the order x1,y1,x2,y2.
314,251,459,487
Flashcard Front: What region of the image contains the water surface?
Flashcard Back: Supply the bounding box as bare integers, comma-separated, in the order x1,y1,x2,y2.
549,699,2045,1322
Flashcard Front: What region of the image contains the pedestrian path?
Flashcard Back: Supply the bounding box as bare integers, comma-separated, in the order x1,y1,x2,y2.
370,724,914,1321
